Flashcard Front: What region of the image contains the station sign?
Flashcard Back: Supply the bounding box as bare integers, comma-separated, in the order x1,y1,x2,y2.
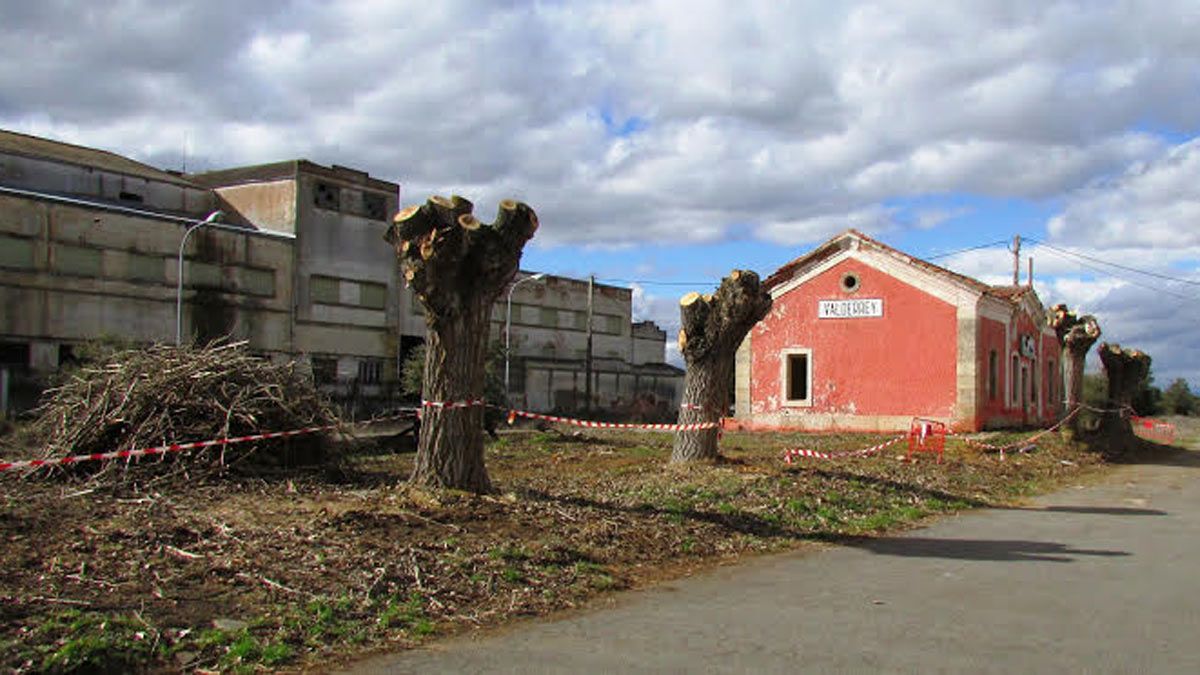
818,298,884,319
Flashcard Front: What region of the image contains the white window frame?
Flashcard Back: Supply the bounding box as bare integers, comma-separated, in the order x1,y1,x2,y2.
1010,352,1020,406
780,348,813,407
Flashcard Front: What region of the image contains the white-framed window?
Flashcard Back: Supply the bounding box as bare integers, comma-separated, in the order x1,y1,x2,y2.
781,348,813,406
1047,359,1056,406
1011,353,1020,406
988,349,998,401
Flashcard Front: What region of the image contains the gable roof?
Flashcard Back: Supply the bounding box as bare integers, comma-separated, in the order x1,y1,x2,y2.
766,229,1044,310
0,128,200,188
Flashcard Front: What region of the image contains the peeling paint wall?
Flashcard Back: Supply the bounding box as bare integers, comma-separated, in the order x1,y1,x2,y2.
747,257,959,430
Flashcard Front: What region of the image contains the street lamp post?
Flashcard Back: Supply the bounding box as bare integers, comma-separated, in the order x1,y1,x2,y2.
504,272,546,404
175,210,225,346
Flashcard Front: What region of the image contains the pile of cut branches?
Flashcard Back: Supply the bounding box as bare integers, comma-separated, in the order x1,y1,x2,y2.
19,341,342,479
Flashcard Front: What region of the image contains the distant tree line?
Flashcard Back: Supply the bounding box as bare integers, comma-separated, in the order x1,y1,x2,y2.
1083,370,1196,417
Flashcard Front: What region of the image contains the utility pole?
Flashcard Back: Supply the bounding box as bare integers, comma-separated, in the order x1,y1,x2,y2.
1011,235,1021,286
585,274,594,412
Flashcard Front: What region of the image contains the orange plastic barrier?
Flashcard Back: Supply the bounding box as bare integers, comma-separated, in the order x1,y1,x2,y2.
907,418,947,463
1130,416,1176,444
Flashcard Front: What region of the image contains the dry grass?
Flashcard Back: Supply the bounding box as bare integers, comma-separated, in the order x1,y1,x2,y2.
0,421,1143,672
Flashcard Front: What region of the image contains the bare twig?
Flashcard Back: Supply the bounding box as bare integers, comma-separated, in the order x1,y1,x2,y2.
2,594,92,606
236,572,306,596
162,544,204,560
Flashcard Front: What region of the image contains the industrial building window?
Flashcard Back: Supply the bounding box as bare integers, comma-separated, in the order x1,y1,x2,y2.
782,349,812,405
127,253,164,283
988,350,998,401
358,359,382,385
0,341,30,367
0,235,35,270
242,268,276,297
595,314,624,335
311,356,337,385
187,261,222,288
311,275,340,304
54,245,103,277
363,193,387,221
359,281,387,309
314,182,340,210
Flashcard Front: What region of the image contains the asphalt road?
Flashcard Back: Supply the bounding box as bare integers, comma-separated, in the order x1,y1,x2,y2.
346,449,1200,674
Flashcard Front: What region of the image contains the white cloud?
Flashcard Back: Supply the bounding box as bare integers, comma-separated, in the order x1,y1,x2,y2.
631,283,684,366
4,0,1198,250
756,205,896,246
1048,139,1200,249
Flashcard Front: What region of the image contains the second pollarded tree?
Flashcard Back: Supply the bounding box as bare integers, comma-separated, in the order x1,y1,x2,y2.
671,270,772,463
1048,303,1101,435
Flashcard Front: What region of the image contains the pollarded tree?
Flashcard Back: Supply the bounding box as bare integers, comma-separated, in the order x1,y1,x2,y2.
672,270,772,463
1098,343,1152,438
1048,303,1101,434
385,195,538,492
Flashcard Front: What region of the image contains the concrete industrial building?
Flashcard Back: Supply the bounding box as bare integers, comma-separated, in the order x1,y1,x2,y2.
495,273,683,415
0,128,680,416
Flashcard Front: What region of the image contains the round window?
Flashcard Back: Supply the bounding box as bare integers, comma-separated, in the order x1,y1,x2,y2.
841,272,861,293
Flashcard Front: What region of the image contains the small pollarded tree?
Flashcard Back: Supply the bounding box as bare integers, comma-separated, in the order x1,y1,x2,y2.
1048,303,1101,435
671,270,772,463
1098,342,1152,438
385,195,538,492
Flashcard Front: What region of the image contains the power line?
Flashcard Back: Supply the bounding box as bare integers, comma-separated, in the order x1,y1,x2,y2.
1032,245,1200,302
924,239,1011,260
1024,236,1200,288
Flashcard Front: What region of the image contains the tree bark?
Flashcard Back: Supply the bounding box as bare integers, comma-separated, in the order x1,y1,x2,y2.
671,270,772,463
385,195,538,492
1048,303,1101,436
1098,342,1151,439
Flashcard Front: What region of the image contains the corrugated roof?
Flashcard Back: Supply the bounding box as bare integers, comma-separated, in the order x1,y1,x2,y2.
0,128,200,188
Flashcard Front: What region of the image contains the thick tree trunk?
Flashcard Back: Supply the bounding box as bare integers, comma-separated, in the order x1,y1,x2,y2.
385,195,537,492
1098,342,1151,439
413,301,492,490
1048,304,1101,436
672,270,771,463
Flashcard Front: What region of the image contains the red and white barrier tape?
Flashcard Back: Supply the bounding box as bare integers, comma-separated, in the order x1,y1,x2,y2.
506,409,720,431
0,423,337,473
782,435,906,463
950,406,1081,457
421,399,486,410
0,411,426,474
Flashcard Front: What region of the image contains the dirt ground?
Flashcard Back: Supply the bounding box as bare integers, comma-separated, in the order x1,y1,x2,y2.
0,421,1169,673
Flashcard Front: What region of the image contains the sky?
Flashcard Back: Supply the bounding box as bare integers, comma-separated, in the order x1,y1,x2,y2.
2,0,1198,386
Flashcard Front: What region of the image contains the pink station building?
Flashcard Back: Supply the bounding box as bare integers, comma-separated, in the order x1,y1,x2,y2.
734,230,1062,433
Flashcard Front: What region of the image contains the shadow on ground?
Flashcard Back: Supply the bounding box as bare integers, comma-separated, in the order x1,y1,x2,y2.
1009,505,1168,516
844,536,1131,563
